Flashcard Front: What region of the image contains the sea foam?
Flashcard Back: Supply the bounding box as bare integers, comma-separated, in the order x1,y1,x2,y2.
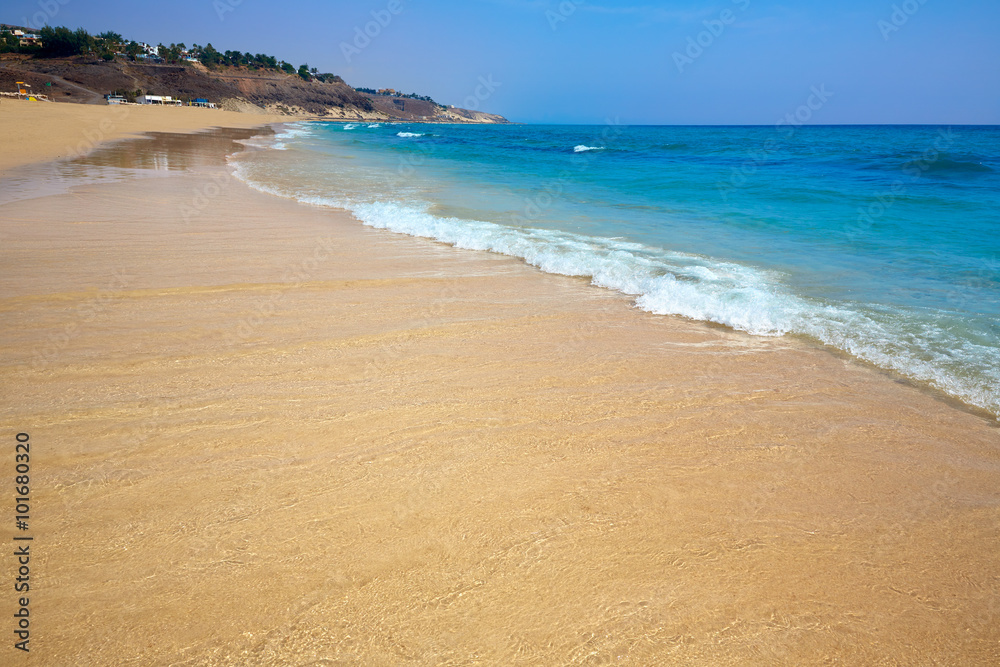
346,201,1000,415
228,127,1000,418
271,123,313,150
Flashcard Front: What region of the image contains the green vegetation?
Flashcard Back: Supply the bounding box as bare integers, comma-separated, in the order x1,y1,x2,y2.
38,26,94,56
314,73,343,84
157,43,187,64
124,41,142,60
0,25,120,59
354,87,441,106
0,31,22,53
196,43,282,70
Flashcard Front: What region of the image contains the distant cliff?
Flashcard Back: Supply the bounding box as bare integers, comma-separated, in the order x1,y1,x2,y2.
360,92,508,124
0,53,509,122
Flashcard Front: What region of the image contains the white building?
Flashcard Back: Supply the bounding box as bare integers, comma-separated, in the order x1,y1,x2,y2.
136,95,182,106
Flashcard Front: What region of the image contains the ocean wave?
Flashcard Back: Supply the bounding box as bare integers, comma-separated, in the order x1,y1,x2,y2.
271,123,313,150
858,152,995,176
367,124,381,128
574,145,605,153
397,132,426,138
343,124,358,130
229,159,1000,418
908,156,994,176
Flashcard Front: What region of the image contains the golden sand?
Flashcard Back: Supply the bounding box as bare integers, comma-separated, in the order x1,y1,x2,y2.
0,99,296,173
0,120,998,665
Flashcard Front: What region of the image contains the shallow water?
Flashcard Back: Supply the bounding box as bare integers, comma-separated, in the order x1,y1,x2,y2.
231,122,1000,417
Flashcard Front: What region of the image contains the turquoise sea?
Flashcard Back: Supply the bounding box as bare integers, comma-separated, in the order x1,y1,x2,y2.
230,122,1000,417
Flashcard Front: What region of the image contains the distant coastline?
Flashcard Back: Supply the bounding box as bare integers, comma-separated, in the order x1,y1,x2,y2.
0,22,508,122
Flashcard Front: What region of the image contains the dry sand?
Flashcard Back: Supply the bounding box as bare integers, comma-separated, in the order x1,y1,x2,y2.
1,111,999,665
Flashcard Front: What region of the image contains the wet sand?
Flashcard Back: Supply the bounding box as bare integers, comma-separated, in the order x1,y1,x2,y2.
0,100,296,174
1,129,999,665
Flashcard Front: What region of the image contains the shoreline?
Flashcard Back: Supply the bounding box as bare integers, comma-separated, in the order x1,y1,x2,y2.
234,121,999,425
2,117,999,664
0,99,301,173
783,330,1000,425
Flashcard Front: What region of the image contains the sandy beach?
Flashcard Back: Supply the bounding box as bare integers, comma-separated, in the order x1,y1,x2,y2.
1,107,999,665
0,100,297,174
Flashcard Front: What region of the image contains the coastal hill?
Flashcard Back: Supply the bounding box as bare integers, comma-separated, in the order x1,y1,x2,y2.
0,25,507,123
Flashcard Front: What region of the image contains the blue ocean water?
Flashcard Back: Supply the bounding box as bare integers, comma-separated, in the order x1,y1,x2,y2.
231,122,1000,417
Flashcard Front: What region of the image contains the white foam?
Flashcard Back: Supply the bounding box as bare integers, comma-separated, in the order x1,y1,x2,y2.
270,122,313,150
397,132,425,138
574,145,605,153
367,123,381,128
229,159,1000,417
343,124,358,130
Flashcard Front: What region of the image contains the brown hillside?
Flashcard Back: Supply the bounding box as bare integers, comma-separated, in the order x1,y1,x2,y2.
0,54,508,122
363,93,508,124
0,54,373,115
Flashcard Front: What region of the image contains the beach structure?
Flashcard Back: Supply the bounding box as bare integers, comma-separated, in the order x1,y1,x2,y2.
11,81,46,101
191,98,217,108
106,94,127,104
136,94,183,106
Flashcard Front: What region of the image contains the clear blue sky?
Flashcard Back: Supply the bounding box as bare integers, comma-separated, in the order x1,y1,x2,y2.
6,0,998,124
